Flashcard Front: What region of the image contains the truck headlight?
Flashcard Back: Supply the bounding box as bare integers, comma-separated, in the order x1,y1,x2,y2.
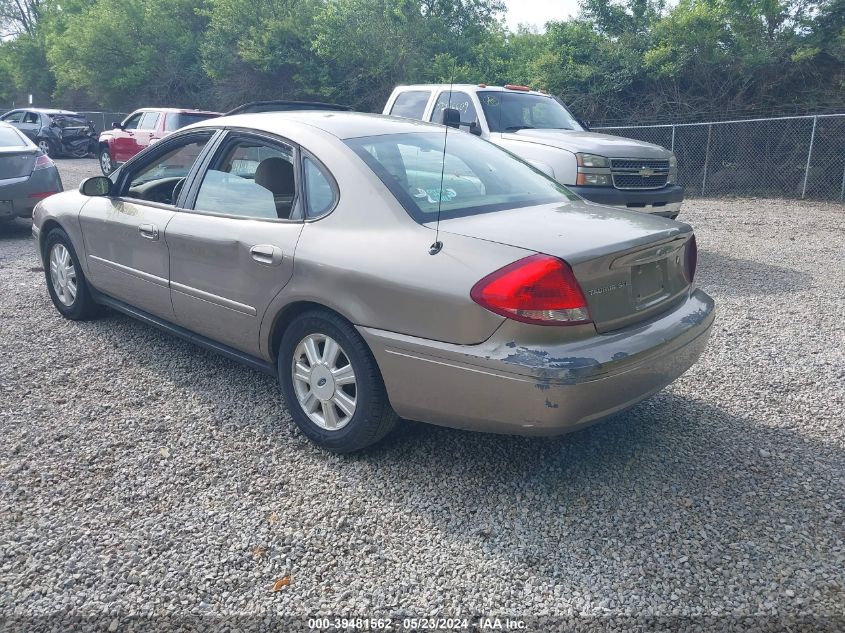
575,153,610,168
668,154,678,184
576,173,612,186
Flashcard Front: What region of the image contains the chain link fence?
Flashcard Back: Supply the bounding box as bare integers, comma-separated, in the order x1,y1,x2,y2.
594,114,845,202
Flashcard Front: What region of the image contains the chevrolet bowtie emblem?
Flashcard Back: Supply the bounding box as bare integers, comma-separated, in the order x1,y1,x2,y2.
639,167,655,177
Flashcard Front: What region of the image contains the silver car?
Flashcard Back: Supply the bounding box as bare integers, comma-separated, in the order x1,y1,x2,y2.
1,122,63,223
32,112,714,452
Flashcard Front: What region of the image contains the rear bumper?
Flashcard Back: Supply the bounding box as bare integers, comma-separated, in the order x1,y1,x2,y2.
0,168,63,219
569,184,684,218
360,289,714,435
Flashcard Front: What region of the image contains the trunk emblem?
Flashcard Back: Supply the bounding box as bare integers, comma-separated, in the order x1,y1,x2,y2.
588,280,629,296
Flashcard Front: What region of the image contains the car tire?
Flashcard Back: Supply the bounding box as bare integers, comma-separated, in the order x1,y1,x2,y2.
43,228,100,321
99,147,115,175
278,310,398,452
37,137,54,158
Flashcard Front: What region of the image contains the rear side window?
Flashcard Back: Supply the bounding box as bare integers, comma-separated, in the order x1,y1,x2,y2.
165,113,218,132
0,127,26,146
194,137,297,220
139,112,160,130
303,157,336,218
389,91,430,120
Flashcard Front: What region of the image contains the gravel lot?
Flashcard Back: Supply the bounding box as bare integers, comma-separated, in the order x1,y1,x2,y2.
1,159,843,631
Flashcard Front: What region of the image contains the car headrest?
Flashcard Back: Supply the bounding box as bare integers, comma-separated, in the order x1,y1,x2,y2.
254,157,294,196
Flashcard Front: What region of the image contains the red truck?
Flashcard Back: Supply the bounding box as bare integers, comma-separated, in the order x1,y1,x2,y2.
98,108,220,175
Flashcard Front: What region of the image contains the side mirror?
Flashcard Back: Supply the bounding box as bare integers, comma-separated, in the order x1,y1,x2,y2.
468,120,483,136
111,121,123,129
79,176,112,197
441,107,461,129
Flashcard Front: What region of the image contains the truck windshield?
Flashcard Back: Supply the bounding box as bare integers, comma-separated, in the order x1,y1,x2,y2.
478,92,583,133
345,131,576,223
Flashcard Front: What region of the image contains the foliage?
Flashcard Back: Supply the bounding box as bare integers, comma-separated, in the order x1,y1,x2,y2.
0,0,842,122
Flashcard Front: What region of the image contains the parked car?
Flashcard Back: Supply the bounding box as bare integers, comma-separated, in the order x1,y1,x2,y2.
98,108,220,175
384,84,683,218
32,111,713,452
0,108,98,158
224,100,352,115
0,122,63,223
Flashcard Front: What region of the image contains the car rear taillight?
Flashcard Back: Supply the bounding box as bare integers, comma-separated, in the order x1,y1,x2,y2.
685,235,698,283
470,255,591,326
32,154,54,171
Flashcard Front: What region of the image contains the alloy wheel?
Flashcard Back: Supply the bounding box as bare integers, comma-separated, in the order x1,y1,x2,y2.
49,243,77,306
100,150,113,174
38,139,51,156
291,333,357,431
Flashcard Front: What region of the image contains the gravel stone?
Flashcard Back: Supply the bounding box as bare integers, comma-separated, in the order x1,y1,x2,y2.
1,162,843,629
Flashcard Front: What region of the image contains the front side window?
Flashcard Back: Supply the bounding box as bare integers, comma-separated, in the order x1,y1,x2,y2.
139,112,160,130
478,92,583,133
346,132,575,223
429,91,477,127
121,133,213,204
2,111,24,123
389,91,431,120
22,112,40,124
194,137,296,220
122,113,143,130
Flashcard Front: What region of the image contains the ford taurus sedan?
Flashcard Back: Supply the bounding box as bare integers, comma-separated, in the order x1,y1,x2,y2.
32,111,714,452
1,122,63,223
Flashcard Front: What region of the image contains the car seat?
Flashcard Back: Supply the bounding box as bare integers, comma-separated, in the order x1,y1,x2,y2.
254,157,295,218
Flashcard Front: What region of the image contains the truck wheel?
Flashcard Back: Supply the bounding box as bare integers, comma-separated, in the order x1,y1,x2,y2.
99,148,115,175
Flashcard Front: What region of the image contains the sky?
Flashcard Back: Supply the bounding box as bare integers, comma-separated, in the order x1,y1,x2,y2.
502,0,582,31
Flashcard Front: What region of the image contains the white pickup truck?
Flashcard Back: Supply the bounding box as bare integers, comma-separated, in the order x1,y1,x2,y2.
383,84,683,218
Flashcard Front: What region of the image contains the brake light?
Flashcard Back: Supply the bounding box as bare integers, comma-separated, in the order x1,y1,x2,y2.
685,235,698,283
32,154,54,171
470,255,591,326
504,84,531,92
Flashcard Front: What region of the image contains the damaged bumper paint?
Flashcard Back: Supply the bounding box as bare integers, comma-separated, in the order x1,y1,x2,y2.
359,289,715,435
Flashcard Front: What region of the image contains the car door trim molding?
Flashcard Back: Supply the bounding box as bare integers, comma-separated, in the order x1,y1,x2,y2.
89,255,168,287
89,287,276,376
170,281,257,316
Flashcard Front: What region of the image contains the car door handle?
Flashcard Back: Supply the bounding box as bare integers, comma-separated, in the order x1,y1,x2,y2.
250,244,283,266
139,223,159,241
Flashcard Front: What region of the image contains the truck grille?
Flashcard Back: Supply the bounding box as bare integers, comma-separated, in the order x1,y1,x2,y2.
611,158,670,190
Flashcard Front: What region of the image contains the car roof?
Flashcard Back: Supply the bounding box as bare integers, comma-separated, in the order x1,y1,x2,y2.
5,108,80,115
130,107,221,115
392,84,551,98
191,111,445,140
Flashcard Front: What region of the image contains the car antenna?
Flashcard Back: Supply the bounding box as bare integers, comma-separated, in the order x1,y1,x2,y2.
429,81,453,255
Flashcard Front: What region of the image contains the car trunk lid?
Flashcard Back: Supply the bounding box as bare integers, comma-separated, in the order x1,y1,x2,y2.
0,149,37,180
434,201,694,332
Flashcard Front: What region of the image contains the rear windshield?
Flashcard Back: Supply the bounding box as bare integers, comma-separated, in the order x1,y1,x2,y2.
478,92,583,133
165,112,218,132
53,114,89,127
345,132,575,223
0,127,26,147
